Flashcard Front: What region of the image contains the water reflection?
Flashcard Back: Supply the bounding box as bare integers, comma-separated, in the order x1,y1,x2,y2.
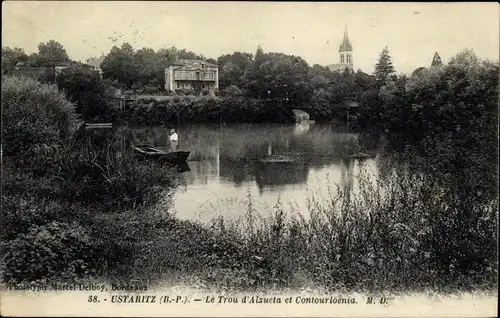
87,124,381,222
254,160,309,192
293,121,310,136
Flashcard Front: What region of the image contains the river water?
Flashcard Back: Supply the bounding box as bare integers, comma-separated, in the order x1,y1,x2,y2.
95,123,387,223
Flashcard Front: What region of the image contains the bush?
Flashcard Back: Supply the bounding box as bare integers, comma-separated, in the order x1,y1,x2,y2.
3,221,95,284
1,76,80,158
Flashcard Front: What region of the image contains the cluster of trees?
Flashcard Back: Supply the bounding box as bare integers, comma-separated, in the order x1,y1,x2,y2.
56,67,116,121
100,43,212,90
379,49,498,175
2,40,70,73
2,41,118,121
3,40,497,131
213,45,403,123
2,40,382,123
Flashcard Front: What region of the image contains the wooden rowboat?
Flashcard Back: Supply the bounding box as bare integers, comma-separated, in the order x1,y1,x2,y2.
258,155,306,164
133,145,190,163
85,123,113,128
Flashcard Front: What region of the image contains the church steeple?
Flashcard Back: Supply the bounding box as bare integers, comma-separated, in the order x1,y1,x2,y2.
338,26,353,71
431,52,442,68
339,26,352,52
327,26,354,73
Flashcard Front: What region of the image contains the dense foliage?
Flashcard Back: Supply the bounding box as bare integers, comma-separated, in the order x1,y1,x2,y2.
1,76,79,158
56,67,115,121
1,76,181,283
1,47,29,74
2,40,70,69
2,41,386,124
100,43,207,89
120,96,294,125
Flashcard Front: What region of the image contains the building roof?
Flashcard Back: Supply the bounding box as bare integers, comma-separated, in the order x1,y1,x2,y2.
339,26,352,52
327,63,352,72
56,61,95,68
85,54,105,68
173,59,217,68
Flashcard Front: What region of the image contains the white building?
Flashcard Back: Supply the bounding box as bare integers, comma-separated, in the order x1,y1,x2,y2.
165,59,219,95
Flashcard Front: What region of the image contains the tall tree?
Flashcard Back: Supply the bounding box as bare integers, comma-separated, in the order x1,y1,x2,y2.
243,51,312,102
242,46,268,98
35,40,70,66
101,43,137,88
308,64,331,87
56,67,112,121
134,47,159,87
374,46,395,85
217,52,253,90
448,48,480,68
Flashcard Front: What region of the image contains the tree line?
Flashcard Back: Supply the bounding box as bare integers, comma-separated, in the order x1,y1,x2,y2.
2,40,496,129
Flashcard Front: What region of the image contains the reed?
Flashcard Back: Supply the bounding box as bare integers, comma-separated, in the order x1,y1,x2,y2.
121,160,497,292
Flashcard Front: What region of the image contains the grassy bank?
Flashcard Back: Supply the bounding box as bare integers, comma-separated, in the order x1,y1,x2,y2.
4,162,497,292
102,163,497,293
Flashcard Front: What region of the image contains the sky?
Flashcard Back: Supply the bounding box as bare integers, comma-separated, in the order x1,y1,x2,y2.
2,1,499,74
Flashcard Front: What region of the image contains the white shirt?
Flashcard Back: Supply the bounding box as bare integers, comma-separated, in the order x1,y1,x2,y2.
169,133,178,141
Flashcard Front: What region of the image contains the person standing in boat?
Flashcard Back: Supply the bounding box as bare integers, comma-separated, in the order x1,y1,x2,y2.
169,128,179,151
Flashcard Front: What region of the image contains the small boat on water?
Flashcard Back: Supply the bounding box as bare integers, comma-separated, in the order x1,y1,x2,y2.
133,145,190,163
257,154,308,164
85,123,113,128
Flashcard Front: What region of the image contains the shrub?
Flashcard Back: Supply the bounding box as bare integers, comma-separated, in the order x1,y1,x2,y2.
3,221,95,284
1,76,80,158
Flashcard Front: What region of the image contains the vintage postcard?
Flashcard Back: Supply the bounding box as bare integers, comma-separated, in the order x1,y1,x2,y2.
1,1,498,317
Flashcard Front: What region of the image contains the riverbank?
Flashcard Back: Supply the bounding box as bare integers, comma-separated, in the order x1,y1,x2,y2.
102,165,499,293
115,95,297,126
